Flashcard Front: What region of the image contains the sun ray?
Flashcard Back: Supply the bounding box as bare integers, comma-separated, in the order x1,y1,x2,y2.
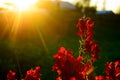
9,12,22,41
0,13,9,39
35,25,49,54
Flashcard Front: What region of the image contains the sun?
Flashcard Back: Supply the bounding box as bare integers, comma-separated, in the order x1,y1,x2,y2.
1,0,38,11
13,0,38,11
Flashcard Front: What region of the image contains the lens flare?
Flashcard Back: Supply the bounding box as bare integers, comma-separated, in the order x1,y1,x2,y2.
12,0,38,11
0,0,38,11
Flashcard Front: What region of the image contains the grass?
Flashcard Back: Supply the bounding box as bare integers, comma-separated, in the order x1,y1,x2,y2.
0,10,120,79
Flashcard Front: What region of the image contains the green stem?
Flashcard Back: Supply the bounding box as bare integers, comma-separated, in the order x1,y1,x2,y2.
86,75,89,80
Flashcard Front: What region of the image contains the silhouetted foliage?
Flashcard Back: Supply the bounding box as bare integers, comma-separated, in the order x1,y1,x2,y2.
84,7,97,16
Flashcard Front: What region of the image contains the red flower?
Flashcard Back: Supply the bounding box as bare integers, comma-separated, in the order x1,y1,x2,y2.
7,70,17,80
95,75,105,80
52,47,96,80
86,28,94,37
76,56,83,62
91,43,100,54
86,17,94,28
86,18,94,37
76,18,87,37
81,62,94,79
25,66,41,80
70,77,76,80
91,43,100,62
104,61,120,80
76,17,100,63
56,77,62,80
115,61,120,78
52,47,87,80
76,17,94,37
84,38,93,54
52,17,100,80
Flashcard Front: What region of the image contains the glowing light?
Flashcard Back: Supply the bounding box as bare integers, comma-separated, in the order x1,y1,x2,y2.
61,0,74,3
14,0,38,11
90,0,120,13
0,0,38,11
105,0,120,13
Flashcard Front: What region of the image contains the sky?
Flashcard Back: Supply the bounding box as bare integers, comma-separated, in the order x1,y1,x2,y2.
61,0,74,3
0,0,120,13
62,0,120,13
90,0,120,13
